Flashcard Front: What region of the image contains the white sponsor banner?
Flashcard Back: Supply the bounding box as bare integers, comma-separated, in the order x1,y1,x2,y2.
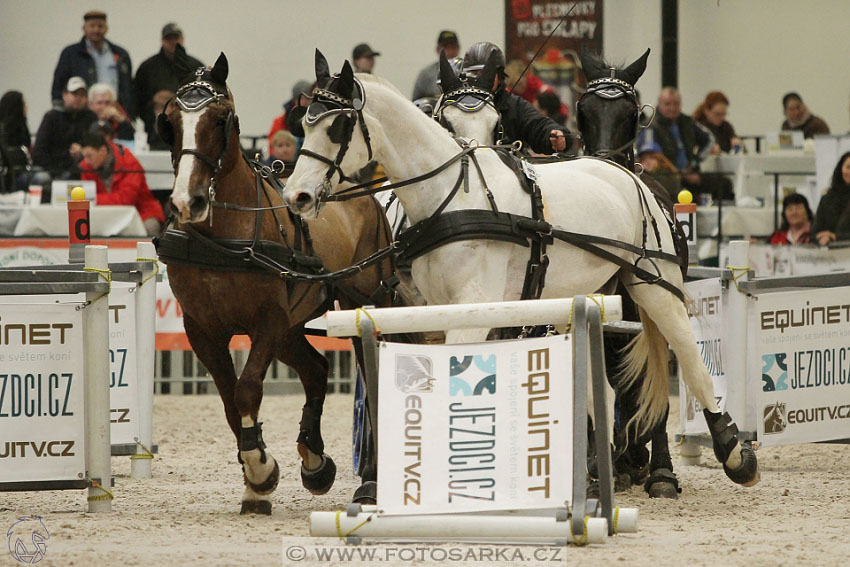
108,282,140,445
377,335,572,516
0,302,87,483
680,278,727,434
749,287,850,446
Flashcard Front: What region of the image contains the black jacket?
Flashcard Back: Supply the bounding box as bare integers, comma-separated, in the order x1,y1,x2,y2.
134,49,204,149
812,185,850,242
51,38,134,118
493,87,572,154
32,108,97,175
647,113,712,170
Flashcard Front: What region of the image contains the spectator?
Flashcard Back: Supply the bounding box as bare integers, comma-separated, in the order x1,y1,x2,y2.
812,151,850,246
503,59,566,118
33,77,97,179
264,130,298,181
781,92,830,139
462,42,572,154
352,43,380,74
412,30,460,100
79,131,165,236
0,91,33,192
51,10,134,118
636,140,681,199
769,193,813,245
135,24,204,150
693,91,742,154
268,80,313,150
636,87,732,200
88,83,134,141
534,91,567,126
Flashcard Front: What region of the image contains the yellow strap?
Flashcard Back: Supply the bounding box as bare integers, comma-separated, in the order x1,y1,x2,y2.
613,506,620,534
586,294,607,323
82,266,112,307
135,256,160,286
726,265,750,294
130,438,154,461
86,477,115,502
354,308,380,337
568,515,590,546
334,509,374,538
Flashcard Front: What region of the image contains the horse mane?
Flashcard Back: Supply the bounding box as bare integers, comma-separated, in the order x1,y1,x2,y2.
356,72,404,97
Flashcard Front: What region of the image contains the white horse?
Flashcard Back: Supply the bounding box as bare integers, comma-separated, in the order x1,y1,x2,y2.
283,51,759,487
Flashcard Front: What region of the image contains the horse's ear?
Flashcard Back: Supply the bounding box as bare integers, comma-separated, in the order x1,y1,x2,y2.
337,60,355,99
438,50,462,93
173,43,194,83
210,52,229,85
476,50,500,93
620,48,650,86
579,45,606,81
315,49,331,84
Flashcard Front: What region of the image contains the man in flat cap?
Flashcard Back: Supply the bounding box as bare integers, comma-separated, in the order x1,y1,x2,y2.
51,10,134,118
412,30,461,100
134,23,204,149
352,43,380,74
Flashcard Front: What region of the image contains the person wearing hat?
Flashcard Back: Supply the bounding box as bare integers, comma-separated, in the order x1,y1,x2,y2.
352,44,380,74
412,30,461,100
134,23,204,150
51,10,134,118
33,77,98,180
267,80,314,151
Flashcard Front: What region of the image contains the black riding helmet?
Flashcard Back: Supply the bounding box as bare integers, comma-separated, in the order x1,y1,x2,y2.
462,42,506,74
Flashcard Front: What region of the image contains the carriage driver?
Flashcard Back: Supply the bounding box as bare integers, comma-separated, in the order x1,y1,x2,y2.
461,42,574,155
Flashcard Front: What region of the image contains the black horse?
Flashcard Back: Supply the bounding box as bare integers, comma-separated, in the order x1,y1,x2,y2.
576,48,684,499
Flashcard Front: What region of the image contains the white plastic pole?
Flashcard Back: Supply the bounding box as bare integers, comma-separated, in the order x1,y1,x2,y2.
310,512,608,544
725,241,751,432
84,245,112,512
131,242,156,479
325,297,623,337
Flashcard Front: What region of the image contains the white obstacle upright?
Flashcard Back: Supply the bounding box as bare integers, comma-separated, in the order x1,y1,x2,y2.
311,296,638,546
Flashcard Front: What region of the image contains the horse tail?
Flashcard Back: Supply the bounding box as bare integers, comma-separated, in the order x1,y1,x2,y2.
619,306,669,437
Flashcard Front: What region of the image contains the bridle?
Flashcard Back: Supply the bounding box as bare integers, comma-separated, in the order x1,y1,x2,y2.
434,83,503,144
576,72,654,168
169,69,239,208
297,76,374,201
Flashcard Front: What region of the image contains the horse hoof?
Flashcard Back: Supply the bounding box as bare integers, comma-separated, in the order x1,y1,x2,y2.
301,454,337,495
644,468,681,499
240,500,272,515
352,481,377,505
613,472,632,493
723,443,760,487
245,460,280,495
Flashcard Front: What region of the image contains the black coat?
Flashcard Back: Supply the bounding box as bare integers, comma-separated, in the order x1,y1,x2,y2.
134,49,204,149
51,38,134,117
812,185,850,241
32,108,97,175
493,88,572,154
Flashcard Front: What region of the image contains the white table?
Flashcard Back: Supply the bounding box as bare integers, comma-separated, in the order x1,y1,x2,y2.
697,206,779,239
134,150,174,191
10,205,146,237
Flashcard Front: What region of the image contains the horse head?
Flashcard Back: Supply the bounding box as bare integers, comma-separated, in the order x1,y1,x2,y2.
158,46,241,223
434,50,501,145
576,48,649,168
284,50,376,218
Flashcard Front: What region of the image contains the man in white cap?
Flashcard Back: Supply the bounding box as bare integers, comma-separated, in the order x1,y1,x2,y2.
33,77,98,179
134,23,204,149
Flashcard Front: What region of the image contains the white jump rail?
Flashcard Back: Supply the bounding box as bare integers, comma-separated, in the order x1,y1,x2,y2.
316,296,638,545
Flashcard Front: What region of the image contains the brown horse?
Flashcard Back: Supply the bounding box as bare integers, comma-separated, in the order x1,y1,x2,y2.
154,48,394,514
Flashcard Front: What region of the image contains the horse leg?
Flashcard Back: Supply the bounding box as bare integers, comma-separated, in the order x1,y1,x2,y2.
235,336,280,515
643,405,680,498
278,329,337,496
624,283,759,487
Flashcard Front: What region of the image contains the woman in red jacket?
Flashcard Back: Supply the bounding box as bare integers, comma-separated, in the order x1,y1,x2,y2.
79,131,165,235
769,193,813,246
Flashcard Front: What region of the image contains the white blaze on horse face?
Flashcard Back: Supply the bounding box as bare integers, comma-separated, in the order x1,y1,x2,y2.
442,104,499,146
283,126,338,218
171,108,208,218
